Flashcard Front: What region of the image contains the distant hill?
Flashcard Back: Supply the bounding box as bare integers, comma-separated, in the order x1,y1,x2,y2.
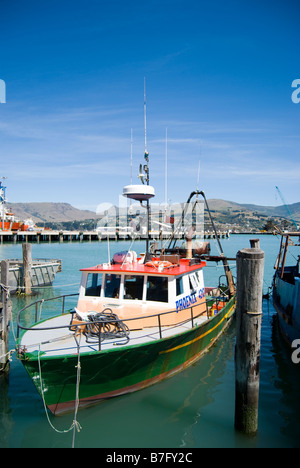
240,202,300,222
5,200,300,226
204,199,243,211
7,202,100,223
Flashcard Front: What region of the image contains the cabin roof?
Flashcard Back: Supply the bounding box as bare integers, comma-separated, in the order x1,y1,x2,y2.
80,258,206,276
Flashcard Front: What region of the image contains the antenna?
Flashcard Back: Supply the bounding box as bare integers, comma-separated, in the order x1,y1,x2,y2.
139,77,149,185
1,176,7,231
107,234,111,266
197,141,202,192
130,128,133,185
122,80,155,262
129,129,133,213
197,160,200,192
144,77,147,155
165,128,168,209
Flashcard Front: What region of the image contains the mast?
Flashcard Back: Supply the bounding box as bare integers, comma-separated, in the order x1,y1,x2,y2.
143,77,150,185
122,79,155,261
128,129,133,215
130,128,133,185
144,78,150,259
0,177,7,231
165,128,168,209
144,77,148,162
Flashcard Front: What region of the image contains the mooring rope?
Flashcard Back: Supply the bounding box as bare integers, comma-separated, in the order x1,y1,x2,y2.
0,348,15,365
72,334,82,449
37,336,82,448
0,282,10,295
18,282,80,291
38,299,44,322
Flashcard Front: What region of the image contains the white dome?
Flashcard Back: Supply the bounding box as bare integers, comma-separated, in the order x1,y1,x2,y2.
123,184,155,201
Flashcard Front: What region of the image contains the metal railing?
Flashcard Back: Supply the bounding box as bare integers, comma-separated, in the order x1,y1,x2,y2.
16,292,232,352
16,293,79,339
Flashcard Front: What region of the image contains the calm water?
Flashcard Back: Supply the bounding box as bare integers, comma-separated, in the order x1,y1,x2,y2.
0,234,300,448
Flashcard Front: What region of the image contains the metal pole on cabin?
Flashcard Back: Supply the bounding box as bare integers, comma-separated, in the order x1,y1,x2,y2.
0,260,12,374
22,243,32,295
234,240,264,435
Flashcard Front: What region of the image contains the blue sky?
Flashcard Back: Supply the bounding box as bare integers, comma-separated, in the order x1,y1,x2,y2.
0,0,299,211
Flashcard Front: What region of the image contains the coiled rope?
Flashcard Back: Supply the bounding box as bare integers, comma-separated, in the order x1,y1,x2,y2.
84,309,130,345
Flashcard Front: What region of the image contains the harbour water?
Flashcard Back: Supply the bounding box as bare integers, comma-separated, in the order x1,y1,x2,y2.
0,234,300,448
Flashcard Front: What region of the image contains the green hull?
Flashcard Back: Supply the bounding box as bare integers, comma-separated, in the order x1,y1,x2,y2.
21,297,235,415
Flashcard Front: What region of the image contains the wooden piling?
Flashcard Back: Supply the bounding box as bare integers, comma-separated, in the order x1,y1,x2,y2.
0,260,12,374
22,243,32,295
250,238,260,249
234,241,265,435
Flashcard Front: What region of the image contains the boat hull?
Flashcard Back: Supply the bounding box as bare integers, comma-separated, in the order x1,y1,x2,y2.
20,297,235,415
273,274,300,347
1,221,29,231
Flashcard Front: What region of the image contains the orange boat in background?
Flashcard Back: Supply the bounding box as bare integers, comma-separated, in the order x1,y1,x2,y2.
1,214,33,231
0,179,34,231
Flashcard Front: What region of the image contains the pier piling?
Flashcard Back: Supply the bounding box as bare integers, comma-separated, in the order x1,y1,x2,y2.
234,240,264,435
0,261,12,374
22,243,32,295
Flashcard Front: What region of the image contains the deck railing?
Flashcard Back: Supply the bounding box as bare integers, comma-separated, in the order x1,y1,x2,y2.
16,292,231,352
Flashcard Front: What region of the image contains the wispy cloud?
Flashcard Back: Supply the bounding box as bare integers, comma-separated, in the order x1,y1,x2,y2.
0,103,298,206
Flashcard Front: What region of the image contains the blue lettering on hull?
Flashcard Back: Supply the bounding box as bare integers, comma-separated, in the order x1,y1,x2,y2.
176,288,205,312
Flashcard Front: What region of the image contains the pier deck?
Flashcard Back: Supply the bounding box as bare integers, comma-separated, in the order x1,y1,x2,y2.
0,230,230,243
0,258,62,294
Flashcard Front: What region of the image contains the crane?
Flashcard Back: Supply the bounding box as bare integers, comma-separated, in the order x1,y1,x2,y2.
275,186,298,230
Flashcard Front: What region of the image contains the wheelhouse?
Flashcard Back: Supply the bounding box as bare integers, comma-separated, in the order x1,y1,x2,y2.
76,257,207,328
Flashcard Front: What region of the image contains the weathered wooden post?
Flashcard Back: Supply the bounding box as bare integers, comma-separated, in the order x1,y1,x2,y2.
250,238,260,249
0,260,12,374
22,243,32,295
235,240,264,435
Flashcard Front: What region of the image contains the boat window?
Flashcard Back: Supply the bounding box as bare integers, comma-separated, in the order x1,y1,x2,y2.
85,273,103,297
196,271,202,284
103,274,121,298
124,275,144,300
147,276,168,302
189,273,199,292
176,277,184,296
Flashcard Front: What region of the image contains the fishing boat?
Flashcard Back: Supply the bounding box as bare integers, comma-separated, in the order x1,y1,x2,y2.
15,97,236,415
16,185,236,415
273,232,300,346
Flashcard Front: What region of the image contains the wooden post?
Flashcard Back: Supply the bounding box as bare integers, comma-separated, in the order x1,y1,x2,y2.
22,243,32,295
0,260,12,374
250,238,260,249
235,242,264,435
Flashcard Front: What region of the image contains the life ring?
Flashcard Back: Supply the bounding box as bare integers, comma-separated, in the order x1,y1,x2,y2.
145,260,173,270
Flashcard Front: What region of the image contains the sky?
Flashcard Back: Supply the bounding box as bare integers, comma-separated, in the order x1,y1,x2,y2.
0,0,299,212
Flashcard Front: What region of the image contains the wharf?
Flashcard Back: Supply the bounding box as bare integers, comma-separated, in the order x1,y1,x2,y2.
0,230,230,243
0,230,99,243
0,258,62,294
